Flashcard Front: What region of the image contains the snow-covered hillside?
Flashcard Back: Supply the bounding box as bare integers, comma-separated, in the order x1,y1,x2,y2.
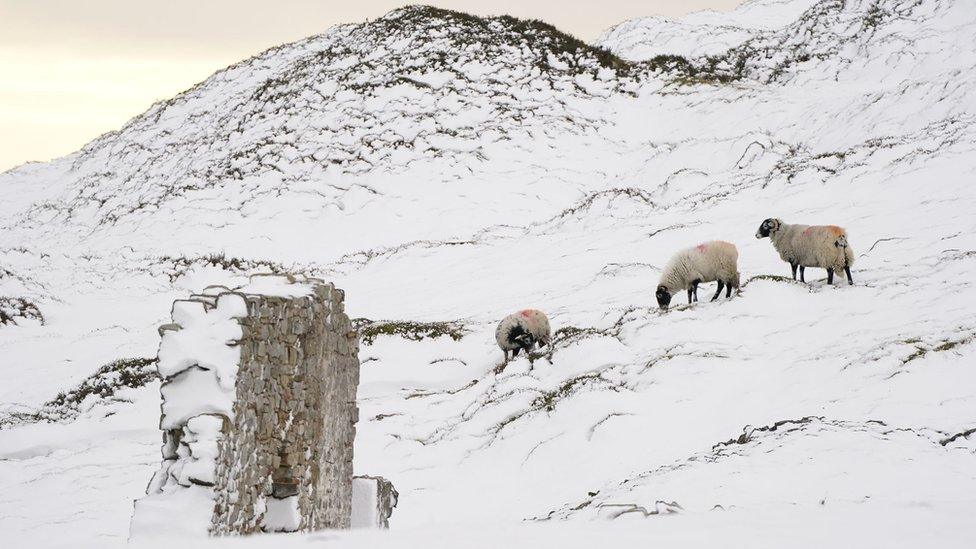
596,0,822,59
1,0,975,546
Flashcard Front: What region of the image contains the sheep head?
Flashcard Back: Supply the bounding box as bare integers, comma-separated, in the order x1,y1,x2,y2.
656,284,673,310
755,218,781,239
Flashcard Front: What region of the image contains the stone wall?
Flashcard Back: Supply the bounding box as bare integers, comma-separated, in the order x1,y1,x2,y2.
132,275,362,537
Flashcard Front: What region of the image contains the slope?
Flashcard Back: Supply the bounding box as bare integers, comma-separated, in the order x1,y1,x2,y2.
0,0,975,546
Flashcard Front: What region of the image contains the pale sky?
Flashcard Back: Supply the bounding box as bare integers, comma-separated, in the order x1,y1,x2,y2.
0,1,740,172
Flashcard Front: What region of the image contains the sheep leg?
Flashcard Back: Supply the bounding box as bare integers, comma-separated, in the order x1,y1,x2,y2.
725,280,733,298
799,266,805,283
827,268,834,285
513,347,521,358
687,287,693,304
791,262,798,280
845,266,854,285
711,281,724,301
692,279,701,302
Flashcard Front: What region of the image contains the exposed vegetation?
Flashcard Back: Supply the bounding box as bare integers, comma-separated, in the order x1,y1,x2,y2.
50,358,159,409
532,373,610,413
0,297,44,326
0,358,158,429
354,318,468,345
900,331,976,366
155,253,291,282
743,274,797,285
377,5,631,75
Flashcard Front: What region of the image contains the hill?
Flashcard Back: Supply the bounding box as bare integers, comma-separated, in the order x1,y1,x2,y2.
1,0,975,546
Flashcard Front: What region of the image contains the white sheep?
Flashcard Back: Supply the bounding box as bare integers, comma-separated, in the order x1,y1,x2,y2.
755,218,854,285
656,241,740,309
495,309,552,363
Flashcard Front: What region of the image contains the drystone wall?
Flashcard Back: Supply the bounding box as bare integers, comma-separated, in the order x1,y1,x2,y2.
131,274,363,537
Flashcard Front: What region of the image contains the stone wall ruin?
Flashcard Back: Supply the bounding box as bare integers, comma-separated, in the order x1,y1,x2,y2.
131,274,390,538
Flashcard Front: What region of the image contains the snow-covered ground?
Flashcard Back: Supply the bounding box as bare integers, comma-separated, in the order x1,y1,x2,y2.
1,0,975,546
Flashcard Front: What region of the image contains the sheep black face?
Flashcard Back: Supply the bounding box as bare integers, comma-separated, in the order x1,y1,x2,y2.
656,285,673,310
755,218,780,239
507,325,536,357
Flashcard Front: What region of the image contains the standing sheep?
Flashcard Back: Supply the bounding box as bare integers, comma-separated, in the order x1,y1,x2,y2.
656,241,740,310
755,218,854,285
495,309,552,363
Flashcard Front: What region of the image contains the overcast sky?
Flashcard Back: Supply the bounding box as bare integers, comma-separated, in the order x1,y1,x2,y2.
0,0,740,172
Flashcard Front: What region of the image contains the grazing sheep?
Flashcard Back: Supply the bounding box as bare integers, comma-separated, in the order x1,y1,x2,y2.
495,309,552,363
656,241,740,309
755,218,854,285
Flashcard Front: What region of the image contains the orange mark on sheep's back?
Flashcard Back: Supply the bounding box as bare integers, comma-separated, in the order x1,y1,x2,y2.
826,225,845,236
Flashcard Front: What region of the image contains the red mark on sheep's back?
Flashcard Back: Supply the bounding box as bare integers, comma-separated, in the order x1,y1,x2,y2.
696,244,707,253
519,310,532,317
803,225,845,236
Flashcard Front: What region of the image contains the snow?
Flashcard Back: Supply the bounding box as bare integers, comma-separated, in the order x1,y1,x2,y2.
596,0,822,60
2,0,976,547
261,496,301,533
233,274,317,298
130,485,216,542
157,293,246,428
351,477,379,528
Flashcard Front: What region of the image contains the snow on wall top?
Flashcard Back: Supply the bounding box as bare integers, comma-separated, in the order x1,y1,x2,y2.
233,274,318,298
157,293,246,429
156,275,319,429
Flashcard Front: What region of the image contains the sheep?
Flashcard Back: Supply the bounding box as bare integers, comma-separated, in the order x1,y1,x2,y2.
755,218,854,285
656,241,740,309
495,309,552,363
